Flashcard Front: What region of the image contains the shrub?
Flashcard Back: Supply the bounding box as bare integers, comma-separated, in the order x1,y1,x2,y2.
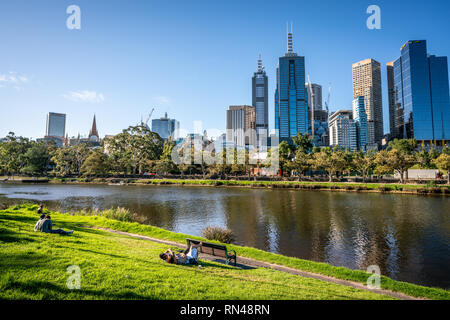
201,226,235,244
378,186,388,192
74,207,134,222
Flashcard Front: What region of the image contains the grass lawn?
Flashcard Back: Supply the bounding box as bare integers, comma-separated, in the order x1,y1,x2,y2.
1,205,449,300
0,207,393,300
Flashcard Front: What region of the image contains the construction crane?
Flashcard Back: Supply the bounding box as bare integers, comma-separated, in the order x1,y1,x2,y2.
307,75,315,139
145,108,155,130
324,84,331,116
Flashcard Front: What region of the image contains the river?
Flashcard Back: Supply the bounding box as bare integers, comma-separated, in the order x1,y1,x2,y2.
0,182,448,289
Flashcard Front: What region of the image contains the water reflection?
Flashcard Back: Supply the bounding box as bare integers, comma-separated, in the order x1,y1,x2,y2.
0,182,448,289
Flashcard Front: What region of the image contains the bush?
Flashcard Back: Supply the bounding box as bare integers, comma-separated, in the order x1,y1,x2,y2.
201,226,235,244
74,207,134,222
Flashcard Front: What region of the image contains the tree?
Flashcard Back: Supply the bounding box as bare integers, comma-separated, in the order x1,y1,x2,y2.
81,150,110,176
22,142,50,176
311,147,346,182
51,143,91,176
375,149,415,184
0,133,31,177
105,125,163,175
279,141,294,176
292,133,313,154
433,153,450,184
292,150,311,179
389,138,418,154
352,150,376,182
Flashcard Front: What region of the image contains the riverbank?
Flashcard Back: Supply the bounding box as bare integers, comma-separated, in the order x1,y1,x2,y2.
42,177,450,196
1,204,448,300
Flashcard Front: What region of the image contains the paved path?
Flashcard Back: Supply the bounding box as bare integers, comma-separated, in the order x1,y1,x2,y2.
84,226,424,300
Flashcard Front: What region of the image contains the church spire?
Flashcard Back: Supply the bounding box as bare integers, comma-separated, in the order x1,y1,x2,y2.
89,114,99,141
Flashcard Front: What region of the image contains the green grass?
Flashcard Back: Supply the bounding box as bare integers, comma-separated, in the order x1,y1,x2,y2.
1,204,449,300
0,206,393,300
131,179,449,195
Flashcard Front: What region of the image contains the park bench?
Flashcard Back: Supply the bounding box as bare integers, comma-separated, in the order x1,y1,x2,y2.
186,238,237,266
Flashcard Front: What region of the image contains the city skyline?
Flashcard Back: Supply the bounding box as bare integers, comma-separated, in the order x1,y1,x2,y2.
1,0,450,140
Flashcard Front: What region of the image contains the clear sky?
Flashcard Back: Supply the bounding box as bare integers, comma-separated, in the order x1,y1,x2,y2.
1,0,449,140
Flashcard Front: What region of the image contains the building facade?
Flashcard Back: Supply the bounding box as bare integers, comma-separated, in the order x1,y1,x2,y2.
393,40,450,144
275,26,308,141
386,61,397,138
46,112,66,138
307,83,322,111
352,58,384,145
151,113,180,140
226,105,256,147
352,96,368,150
329,110,357,151
252,55,269,142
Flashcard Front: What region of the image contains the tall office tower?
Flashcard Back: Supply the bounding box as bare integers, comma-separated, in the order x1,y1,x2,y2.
226,105,256,147
352,58,384,144
88,115,99,142
329,110,357,151
352,96,368,150
275,24,308,141
252,54,269,141
393,40,450,143
46,112,66,138
151,113,180,140
386,61,397,138
306,83,322,111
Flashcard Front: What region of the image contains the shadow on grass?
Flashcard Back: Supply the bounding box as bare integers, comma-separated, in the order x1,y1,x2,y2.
2,279,156,300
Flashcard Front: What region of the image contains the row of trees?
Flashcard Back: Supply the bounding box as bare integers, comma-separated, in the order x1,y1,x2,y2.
278,134,450,183
1,128,449,183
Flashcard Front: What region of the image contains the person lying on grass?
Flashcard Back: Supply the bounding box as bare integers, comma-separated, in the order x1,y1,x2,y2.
34,214,73,235
160,242,202,265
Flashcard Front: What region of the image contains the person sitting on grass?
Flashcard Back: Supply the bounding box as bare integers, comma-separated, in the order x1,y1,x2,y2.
37,204,44,215
160,242,202,265
34,215,73,235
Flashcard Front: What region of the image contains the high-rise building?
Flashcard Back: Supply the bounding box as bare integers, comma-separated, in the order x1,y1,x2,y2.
352,58,384,144
252,54,269,140
306,83,322,111
151,113,180,140
45,112,66,138
226,105,256,147
386,61,397,138
352,96,368,150
329,110,357,151
393,40,450,143
275,24,308,141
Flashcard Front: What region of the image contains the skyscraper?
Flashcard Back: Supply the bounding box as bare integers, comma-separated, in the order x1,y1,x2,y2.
386,61,397,138
275,24,308,141
352,58,384,145
306,83,322,111
151,113,180,140
329,110,357,151
252,54,268,141
393,40,450,143
226,105,256,147
46,112,66,138
353,96,368,150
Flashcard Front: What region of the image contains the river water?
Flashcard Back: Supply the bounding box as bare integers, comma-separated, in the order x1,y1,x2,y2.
0,182,448,289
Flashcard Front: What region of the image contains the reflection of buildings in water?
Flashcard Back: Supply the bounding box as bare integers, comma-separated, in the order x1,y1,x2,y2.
384,224,400,280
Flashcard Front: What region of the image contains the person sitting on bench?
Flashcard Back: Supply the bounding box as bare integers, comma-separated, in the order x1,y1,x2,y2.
160,242,202,265
34,215,73,235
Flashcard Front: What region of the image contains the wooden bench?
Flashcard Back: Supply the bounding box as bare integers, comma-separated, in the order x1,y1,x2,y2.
186,238,237,266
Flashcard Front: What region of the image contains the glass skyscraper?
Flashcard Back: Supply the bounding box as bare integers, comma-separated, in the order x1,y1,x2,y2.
393,40,450,143
151,113,180,140
46,112,66,138
352,96,368,150
275,26,308,141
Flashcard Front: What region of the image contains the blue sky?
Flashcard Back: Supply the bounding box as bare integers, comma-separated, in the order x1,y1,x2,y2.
0,0,449,139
